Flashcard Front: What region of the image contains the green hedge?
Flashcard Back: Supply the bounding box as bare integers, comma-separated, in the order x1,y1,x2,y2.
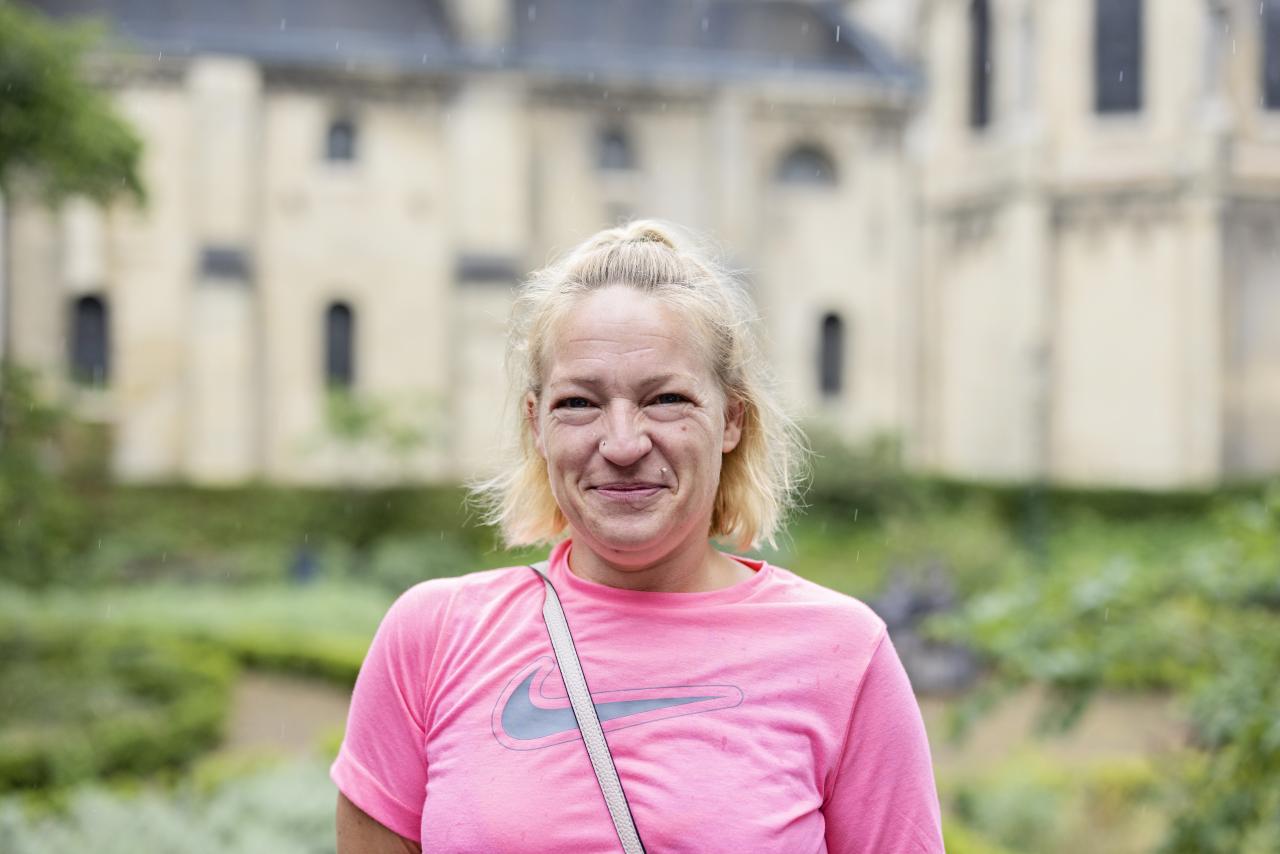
0,622,235,792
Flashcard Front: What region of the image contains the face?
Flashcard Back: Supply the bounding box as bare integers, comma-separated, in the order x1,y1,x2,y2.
528,285,743,568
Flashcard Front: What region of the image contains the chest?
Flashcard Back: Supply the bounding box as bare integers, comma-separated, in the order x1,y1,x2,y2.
415,611,851,852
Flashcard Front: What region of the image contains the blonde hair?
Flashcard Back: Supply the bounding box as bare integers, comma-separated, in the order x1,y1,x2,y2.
471,220,806,550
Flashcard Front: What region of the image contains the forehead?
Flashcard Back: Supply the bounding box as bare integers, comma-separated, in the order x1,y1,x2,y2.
543,286,713,384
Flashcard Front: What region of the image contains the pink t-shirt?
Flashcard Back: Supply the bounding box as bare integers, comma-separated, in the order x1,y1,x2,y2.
331,540,944,852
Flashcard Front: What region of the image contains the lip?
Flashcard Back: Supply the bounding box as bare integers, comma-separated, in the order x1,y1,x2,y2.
590,483,666,501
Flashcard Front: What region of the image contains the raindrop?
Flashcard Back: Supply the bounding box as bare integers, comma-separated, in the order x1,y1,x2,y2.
854,508,859,521
835,25,840,43
528,3,537,22
157,52,163,61
279,18,287,30
422,53,427,63
1119,70,1125,81
701,16,709,32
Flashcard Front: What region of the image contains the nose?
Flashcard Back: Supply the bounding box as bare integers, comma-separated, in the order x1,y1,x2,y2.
598,401,652,467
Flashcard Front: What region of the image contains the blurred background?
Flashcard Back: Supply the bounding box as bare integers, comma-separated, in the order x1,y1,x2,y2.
1,0,1278,851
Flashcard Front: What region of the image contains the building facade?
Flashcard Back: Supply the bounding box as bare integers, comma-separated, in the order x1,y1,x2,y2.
913,0,1280,486
6,0,1280,489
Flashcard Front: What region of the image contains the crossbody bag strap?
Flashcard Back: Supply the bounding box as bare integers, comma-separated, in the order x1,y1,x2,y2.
529,562,647,854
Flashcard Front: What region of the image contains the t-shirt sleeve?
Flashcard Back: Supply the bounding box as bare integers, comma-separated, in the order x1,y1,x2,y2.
823,629,946,853
330,582,444,842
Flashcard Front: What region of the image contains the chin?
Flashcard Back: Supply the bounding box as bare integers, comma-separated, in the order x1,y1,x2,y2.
581,523,682,564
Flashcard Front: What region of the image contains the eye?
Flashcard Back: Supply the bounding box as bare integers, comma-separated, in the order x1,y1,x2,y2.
652,392,689,406
554,396,594,410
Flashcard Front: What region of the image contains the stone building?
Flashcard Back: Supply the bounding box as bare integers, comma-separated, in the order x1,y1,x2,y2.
913,0,1280,486
5,0,1279,489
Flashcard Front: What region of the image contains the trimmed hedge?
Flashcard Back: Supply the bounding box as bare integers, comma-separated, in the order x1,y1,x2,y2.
0,622,235,792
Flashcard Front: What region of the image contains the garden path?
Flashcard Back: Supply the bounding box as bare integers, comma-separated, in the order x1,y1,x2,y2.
220,671,351,757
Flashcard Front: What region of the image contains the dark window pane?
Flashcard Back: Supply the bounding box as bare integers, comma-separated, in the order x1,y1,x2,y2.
819,313,844,397
776,144,838,186
1266,0,1280,109
598,128,635,171
325,302,355,388
969,0,993,128
326,119,356,161
1095,0,1143,113
69,295,109,386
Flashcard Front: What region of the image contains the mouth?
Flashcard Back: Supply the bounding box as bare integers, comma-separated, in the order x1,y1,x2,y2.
590,482,667,502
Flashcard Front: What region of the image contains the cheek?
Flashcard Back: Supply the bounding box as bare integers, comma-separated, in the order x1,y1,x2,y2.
544,424,595,470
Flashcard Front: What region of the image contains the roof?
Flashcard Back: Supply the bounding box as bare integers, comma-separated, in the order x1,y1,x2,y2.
21,0,912,86
24,0,455,69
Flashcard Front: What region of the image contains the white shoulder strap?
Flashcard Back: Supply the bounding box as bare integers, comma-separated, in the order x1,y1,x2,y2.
529,562,646,854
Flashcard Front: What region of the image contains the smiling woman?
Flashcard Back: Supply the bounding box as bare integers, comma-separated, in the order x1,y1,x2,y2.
331,221,946,853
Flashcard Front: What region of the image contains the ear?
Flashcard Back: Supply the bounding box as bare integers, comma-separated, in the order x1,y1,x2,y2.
525,391,547,458
722,397,744,454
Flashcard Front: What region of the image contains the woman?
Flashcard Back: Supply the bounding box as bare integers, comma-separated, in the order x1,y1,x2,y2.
332,221,945,852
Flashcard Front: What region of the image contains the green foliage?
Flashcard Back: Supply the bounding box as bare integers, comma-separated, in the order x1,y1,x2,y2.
63,482,511,587
0,2,143,203
0,582,391,686
942,754,1167,854
0,365,97,588
0,758,336,853
0,621,234,792
933,484,1280,852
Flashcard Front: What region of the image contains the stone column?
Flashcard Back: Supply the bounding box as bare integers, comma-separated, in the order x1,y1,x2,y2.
183,57,262,483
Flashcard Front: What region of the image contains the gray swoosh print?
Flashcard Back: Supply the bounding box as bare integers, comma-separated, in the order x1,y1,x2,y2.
501,671,716,741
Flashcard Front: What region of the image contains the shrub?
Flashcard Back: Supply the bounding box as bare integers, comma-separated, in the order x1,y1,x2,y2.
933,484,1280,852
0,581,390,687
0,366,96,588
0,622,235,791
0,758,336,854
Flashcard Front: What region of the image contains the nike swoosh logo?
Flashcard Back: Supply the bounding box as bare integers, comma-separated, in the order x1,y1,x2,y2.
491,657,743,751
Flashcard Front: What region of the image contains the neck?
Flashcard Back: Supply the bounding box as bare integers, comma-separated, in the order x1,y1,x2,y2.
567,534,752,593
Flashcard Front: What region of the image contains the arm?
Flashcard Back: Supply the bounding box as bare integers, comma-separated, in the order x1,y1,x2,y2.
331,582,445,848
823,630,946,853
336,792,423,854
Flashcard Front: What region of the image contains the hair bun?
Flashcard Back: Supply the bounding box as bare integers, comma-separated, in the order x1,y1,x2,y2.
622,221,677,249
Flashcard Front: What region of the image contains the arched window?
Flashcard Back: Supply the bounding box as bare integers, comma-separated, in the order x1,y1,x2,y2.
1265,0,1280,109
775,144,838,186
969,0,993,129
1095,0,1143,113
597,127,636,171
325,302,355,388
326,118,357,162
819,312,845,398
69,294,109,386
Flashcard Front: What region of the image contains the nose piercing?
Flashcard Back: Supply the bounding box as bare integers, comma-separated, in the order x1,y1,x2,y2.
660,467,667,475
600,440,607,449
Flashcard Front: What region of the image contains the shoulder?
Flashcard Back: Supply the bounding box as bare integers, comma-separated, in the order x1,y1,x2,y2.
759,564,886,632
387,564,542,621
752,568,885,647
376,563,542,637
